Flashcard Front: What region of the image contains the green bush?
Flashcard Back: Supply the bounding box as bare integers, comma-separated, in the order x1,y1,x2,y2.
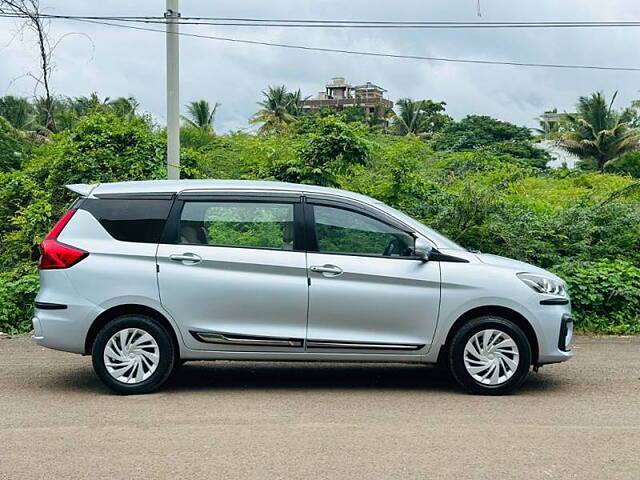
0,268,39,334
0,116,24,172
0,112,168,333
554,259,640,334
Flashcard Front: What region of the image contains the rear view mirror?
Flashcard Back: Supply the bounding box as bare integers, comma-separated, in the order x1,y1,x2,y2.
413,237,433,261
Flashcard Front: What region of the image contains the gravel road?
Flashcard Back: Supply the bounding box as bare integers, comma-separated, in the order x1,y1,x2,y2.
0,335,638,479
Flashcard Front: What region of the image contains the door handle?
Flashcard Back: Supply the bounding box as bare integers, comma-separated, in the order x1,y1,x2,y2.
169,253,202,265
310,264,343,276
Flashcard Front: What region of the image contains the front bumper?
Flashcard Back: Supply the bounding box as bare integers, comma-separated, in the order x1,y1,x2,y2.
533,302,575,365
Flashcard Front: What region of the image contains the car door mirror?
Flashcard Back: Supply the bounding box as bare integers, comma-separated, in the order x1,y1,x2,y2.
413,237,433,261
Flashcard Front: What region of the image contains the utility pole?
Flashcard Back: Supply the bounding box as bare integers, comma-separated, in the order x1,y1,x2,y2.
165,0,180,179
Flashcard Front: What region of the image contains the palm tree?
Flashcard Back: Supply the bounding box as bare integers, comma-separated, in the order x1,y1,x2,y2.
0,95,35,130
558,91,640,172
182,100,220,132
108,96,140,119
391,98,450,138
251,85,301,133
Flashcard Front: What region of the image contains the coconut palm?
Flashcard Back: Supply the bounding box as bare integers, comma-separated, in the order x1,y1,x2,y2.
182,100,220,132
391,98,450,138
0,95,35,130
251,86,302,133
558,91,640,172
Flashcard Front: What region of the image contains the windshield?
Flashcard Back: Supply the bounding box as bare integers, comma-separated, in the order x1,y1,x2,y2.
376,203,465,251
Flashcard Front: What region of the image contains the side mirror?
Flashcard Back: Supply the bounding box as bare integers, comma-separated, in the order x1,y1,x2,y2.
413,237,433,261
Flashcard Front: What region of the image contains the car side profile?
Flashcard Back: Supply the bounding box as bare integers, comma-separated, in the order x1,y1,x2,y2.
33,180,574,395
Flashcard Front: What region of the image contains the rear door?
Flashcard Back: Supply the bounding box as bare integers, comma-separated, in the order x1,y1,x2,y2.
157,192,309,351
304,197,441,353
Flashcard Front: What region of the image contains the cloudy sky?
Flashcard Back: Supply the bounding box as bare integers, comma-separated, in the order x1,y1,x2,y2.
1,0,640,132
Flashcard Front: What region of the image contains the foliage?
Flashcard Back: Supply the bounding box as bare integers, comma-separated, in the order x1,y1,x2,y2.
182,100,220,132
554,259,640,334
606,150,640,178
558,91,640,172
0,267,39,334
263,117,369,186
0,116,24,172
0,96,36,130
264,117,368,186
390,98,451,138
432,115,533,151
251,85,304,133
1,88,640,336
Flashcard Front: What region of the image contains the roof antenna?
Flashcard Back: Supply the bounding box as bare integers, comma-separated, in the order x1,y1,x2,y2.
477,0,482,16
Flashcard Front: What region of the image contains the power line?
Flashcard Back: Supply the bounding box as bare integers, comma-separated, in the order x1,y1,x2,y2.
3,12,640,28
1,13,639,71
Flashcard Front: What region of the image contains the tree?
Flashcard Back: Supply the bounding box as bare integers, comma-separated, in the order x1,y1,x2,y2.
182,100,220,132
0,116,23,171
0,1,56,131
108,96,140,119
266,117,369,186
251,85,304,133
558,91,640,172
433,115,533,150
0,96,35,130
391,98,451,138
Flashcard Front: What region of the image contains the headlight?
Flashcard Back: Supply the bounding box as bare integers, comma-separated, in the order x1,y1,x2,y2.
517,273,568,297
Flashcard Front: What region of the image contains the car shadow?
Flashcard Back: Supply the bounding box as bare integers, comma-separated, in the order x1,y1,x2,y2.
39,361,566,396
163,362,455,393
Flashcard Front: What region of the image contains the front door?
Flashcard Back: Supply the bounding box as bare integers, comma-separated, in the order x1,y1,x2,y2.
304,201,441,352
157,193,308,351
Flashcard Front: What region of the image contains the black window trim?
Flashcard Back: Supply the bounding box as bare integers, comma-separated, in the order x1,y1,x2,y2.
93,192,176,200
303,197,424,261
160,193,306,252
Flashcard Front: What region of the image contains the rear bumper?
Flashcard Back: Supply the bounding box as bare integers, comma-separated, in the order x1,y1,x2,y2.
32,302,102,354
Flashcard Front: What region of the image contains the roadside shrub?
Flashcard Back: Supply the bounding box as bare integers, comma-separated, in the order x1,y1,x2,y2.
0,116,23,172
554,259,640,334
0,268,39,334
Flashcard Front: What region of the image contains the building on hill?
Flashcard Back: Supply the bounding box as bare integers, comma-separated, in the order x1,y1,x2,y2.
301,77,394,126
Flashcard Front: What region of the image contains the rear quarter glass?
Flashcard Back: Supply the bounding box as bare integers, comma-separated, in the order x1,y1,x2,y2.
80,198,173,243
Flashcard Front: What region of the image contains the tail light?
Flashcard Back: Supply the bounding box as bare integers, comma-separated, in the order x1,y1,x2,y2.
39,209,88,269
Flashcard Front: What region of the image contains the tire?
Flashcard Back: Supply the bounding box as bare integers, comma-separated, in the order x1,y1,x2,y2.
92,315,175,395
448,316,532,395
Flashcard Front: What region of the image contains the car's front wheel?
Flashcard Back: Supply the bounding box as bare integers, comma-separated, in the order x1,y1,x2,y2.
92,315,175,395
448,316,532,395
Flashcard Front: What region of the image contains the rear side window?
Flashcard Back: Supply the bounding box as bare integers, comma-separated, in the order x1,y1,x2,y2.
81,199,172,243
179,201,295,250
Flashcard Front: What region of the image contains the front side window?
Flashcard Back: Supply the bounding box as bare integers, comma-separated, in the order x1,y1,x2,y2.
179,201,295,250
313,205,414,257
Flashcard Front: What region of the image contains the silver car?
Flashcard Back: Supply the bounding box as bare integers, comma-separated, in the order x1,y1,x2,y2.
33,180,574,395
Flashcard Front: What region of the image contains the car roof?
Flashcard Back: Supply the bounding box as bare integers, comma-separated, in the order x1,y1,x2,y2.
66,179,383,205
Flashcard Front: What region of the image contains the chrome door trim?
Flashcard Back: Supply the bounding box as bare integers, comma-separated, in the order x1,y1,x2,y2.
306,340,424,350
191,331,303,348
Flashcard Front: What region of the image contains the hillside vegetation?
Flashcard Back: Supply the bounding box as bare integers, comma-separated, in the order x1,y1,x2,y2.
1,91,639,334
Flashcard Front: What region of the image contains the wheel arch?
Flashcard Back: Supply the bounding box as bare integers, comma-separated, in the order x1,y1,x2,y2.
438,305,539,365
84,304,181,357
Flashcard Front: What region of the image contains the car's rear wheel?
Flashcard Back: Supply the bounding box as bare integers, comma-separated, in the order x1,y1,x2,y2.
448,316,532,395
92,315,175,395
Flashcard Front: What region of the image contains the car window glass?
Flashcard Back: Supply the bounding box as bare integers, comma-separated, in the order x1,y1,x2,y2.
180,202,294,250
313,205,414,257
81,198,172,243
